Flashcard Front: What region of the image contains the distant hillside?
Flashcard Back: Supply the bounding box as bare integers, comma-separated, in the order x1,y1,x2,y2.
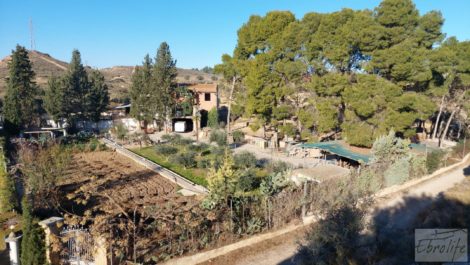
0,50,220,100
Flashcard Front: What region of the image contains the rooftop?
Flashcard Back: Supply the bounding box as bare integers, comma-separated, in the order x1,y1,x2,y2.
300,141,372,164
188,83,217,93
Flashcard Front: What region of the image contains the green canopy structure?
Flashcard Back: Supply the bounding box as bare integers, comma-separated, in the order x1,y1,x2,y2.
300,141,371,164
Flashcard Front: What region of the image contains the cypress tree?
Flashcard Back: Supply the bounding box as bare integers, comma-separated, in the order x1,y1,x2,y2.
3,45,39,131
20,197,46,265
154,42,177,129
0,137,16,213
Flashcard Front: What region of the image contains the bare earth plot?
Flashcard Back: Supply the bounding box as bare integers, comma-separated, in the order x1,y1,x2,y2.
59,151,201,261
61,151,194,209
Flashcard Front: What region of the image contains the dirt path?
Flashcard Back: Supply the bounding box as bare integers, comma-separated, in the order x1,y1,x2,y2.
204,162,470,265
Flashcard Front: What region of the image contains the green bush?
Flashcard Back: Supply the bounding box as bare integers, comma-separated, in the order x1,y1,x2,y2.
384,156,410,187
187,143,209,153
409,154,427,179
426,150,445,174
265,160,291,174
279,123,297,138
232,130,245,144
234,151,257,169
238,169,260,192
208,107,219,128
356,169,382,194
197,158,212,168
209,130,227,146
170,151,196,168
155,145,178,156
88,137,99,151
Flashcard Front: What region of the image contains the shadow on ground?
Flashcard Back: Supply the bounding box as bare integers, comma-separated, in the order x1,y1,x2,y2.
279,191,470,265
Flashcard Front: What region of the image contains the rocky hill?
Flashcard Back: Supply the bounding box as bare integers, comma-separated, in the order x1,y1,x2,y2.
0,50,220,100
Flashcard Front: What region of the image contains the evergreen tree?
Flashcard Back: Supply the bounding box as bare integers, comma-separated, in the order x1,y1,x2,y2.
130,55,155,127
0,137,16,213
20,197,46,265
85,70,109,122
66,49,89,119
44,77,66,124
3,45,39,130
154,42,177,129
43,50,110,125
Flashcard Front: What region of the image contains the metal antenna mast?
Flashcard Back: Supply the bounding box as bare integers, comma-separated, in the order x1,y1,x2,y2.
29,18,35,51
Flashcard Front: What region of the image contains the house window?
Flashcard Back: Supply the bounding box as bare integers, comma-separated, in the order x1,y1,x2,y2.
204,93,211,101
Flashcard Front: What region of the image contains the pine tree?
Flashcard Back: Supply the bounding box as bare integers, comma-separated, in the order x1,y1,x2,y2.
3,45,38,131
85,70,109,122
130,54,155,127
44,77,67,125
44,50,110,125
154,42,177,129
20,197,46,265
66,50,89,119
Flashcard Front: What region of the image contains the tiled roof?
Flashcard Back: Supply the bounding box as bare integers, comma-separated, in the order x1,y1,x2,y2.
188,83,217,93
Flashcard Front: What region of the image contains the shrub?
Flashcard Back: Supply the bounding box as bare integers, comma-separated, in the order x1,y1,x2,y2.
279,123,297,138
187,143,209,153
300,201,365,265
170,151,196,168
113,123,128,141
265,160,291,174
197,158,212,168
0,137,16,213
238,169,259,192
209,130,227,146
155,145,178,156
234,151,257,169
384,156,410,187
208,107,219,128
232,130,245,144
452,139,470,158
356,169,382,194
426,150,445,174
88,137,99,151
409,154,427,179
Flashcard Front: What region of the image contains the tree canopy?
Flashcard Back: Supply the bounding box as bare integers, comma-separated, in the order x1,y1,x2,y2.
3,45,39,130
216,0,469,147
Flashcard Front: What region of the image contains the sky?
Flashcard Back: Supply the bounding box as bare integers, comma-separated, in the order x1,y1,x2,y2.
1,1,469,69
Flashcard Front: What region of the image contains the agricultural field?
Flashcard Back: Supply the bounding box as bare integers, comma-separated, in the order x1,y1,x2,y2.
56,150,203,262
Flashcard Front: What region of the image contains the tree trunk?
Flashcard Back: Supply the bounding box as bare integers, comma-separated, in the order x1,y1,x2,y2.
432,95,446,140
226,76,236,135
439,108,457,147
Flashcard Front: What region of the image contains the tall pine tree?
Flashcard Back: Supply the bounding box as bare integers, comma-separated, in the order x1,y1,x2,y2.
20,197,46,265
44,50,109,125
44,76,67,125
154,42,177,130
3,45,39,131
85,70,109,122
130,54,155,128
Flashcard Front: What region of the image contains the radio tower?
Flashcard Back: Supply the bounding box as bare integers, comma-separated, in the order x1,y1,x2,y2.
29,18,36,51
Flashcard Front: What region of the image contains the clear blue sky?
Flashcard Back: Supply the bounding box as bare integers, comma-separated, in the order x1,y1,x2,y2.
1,0,469,69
